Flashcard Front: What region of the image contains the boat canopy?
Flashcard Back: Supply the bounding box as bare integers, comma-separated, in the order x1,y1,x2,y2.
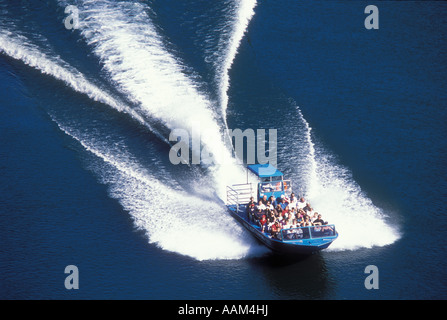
247,164,283,178
247,164,290,201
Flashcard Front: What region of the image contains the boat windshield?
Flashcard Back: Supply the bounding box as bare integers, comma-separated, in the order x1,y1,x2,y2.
280,225,337,241
259,181,282,192
281,227,311,240
310,225,337,238
259,180,291,193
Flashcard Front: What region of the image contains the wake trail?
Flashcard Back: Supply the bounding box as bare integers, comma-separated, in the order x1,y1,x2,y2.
214,0,257,123
52,118,267,260
292,103,401,251
0,29,169,144
70,0,247,198
1,26,260,260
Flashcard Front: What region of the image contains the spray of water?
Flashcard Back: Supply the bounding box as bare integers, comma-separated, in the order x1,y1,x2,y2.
52,119,266,260
1,3,263,260
74,0,247,198
293,105,401,250
214,0,257,120
0,29,169,143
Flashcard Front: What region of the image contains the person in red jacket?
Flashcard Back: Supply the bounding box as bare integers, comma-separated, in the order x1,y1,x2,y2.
259,214,267,233
270,221,281,239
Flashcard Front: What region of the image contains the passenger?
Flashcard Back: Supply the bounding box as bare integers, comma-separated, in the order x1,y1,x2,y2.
259,214,267,232
281,217,289,228
270,221,282,239
286,219,299,239
254,208,264,222
267,210,276,226
313,213,327,226
289,207,297,220
247,196,256,208
288,193,297,209
296,212,303,226
256,200,266,212
311,212,319,223
295,227,304,239
261,195,268,205
297,197,306,210
270,221,278,238
272,196,279,208
302,216,313,227
274,204,283,217
246,196,256,215
286,216,294,229
247,203,256,221
269,195,276,207
282,217,290,230
291,219,299,229
282,204,290,217
303,203,313,215
301,211,310,225
279,198,288,211
285,229,295,240
266,201,274,211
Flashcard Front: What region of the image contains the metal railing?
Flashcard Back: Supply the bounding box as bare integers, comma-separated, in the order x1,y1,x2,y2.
279,224,337,241
226,183,254,212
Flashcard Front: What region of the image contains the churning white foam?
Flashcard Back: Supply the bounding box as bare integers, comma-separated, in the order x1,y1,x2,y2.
1,3,262,260
214,0,257,120
74,0,247,198
294,106,401,250
0,29,170,142
53,119,267,260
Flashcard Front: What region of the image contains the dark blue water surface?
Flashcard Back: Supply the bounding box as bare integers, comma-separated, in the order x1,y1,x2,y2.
1,0,446,300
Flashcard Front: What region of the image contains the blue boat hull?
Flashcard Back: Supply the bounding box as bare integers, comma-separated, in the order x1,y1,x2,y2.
227,205,338,255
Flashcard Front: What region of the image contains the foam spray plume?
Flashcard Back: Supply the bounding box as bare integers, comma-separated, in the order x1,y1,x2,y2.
292,105,401,251
59,0,264,259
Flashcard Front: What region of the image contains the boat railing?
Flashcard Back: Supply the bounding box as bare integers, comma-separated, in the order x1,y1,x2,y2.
280,224,337,241
226,183,254,212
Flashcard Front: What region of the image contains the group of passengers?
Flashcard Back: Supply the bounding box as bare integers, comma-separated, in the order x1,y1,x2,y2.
246,193,328,239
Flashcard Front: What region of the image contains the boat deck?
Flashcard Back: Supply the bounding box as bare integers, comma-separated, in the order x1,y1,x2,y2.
227,204,338,254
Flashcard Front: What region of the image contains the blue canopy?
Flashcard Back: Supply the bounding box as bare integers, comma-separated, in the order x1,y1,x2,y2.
247,164,283,178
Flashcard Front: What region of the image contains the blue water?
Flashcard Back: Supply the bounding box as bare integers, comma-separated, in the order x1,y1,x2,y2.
1,0,446,300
